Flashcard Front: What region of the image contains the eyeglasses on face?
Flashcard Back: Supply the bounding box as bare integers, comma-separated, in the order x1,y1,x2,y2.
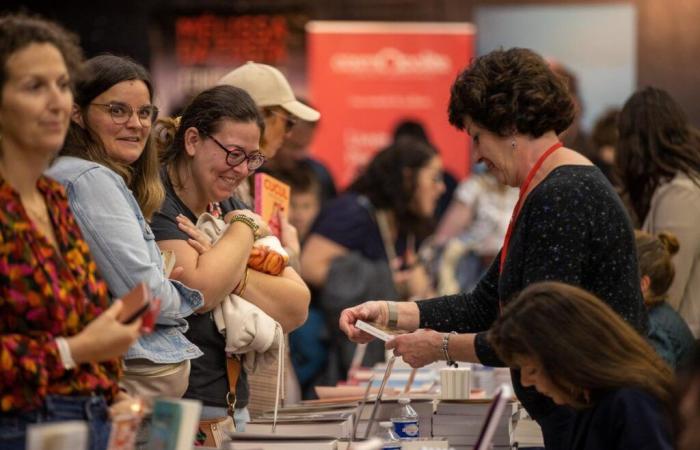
268,109,297,132
91,102,159,126
205,132,266,171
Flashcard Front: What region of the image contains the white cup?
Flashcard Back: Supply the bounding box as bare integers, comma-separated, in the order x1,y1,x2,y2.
440,367,471,399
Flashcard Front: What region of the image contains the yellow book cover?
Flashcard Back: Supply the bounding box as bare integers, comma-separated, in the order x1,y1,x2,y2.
254,173,290,238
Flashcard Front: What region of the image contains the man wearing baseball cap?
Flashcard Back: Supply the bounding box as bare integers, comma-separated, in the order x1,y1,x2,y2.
218,61,320,159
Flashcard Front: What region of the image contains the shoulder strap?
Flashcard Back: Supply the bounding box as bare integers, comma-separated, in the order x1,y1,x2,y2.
357,195,399,268
225,357,241,415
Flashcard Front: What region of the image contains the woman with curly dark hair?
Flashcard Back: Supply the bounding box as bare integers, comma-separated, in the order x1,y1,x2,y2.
302,138,444,382
617,87,700,336
340,48,644,449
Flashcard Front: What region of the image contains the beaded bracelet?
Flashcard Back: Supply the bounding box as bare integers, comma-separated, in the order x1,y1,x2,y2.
229,214,260,240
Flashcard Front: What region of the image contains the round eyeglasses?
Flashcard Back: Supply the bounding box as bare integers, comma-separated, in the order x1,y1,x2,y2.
91,102,159,126
205,133,266,171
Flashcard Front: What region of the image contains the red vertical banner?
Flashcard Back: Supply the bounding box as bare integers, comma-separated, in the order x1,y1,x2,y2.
307,21,475,189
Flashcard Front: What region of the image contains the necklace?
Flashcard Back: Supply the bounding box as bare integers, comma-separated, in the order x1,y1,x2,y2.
499,141,563,273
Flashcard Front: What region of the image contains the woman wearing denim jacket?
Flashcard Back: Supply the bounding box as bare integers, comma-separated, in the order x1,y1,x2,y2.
47,55,204,402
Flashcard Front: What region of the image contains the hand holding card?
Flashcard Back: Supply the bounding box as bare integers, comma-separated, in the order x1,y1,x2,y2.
355,320,394,342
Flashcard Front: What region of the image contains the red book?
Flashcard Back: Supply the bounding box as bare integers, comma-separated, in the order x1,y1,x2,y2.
254,173,291,238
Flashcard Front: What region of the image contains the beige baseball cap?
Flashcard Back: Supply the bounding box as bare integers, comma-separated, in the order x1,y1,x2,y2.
218,61,320,122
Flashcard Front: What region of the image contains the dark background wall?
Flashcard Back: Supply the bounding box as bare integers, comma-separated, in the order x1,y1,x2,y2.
5,0,700,125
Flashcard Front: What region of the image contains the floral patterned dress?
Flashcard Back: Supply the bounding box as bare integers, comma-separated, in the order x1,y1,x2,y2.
0,175,120,413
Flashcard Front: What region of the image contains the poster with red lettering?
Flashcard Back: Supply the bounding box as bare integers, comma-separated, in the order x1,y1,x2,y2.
149,12,302,116
307,21,476,189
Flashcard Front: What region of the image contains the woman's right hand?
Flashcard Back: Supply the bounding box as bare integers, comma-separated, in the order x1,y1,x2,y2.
224,209,272,239
339,300,388,343
176,214,212,254
66,300,141,364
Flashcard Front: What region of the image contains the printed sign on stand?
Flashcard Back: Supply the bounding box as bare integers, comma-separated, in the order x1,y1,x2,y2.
307,21,476,188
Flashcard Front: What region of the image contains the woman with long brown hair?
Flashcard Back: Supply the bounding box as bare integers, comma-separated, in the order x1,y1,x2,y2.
490,281,674,450
617,87,700,336
47,54,204,404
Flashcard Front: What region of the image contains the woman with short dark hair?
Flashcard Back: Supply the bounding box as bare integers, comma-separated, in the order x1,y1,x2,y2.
340,48,644,449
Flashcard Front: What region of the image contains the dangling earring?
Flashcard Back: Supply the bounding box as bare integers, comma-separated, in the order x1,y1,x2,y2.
511,139,517,151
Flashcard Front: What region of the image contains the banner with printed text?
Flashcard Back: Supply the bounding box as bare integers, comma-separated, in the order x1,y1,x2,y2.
307,21,476,188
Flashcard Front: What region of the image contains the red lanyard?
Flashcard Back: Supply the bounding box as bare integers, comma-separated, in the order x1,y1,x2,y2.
499,141,563,273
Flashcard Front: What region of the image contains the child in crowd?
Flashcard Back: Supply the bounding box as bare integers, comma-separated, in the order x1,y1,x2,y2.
489,281,674,450
636,230,695,369
268,162,327,398
268,160,322,244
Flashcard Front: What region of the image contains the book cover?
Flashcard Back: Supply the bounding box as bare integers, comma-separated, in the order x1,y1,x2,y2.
254,173,290,238
107,413,142,450
148,398,202,450
245,416,353,439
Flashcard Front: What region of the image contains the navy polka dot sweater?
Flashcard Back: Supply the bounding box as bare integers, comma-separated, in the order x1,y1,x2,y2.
418,165,646,417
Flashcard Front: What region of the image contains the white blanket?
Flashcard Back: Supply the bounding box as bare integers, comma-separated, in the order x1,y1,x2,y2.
195,213,283,374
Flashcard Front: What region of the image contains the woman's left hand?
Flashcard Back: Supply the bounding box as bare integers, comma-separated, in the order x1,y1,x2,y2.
176,214,212,254
109,391,145,418
386,328,443,368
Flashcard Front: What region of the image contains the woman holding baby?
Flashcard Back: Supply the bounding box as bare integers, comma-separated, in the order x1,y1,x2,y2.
151,85,309,430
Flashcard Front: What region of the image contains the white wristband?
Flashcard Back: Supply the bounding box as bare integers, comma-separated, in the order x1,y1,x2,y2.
55,337,77,370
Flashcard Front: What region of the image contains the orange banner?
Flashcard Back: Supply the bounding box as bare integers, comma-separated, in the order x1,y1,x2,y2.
307,21,475,188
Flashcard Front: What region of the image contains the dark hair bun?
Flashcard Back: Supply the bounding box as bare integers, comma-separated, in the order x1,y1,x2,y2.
658,232,679,256
153,116,180,153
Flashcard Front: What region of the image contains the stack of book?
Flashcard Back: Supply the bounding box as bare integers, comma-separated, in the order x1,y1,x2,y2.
431,399,519,450
245,410,354,439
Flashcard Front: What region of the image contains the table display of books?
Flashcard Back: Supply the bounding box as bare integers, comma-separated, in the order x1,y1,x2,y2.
432,399,519,450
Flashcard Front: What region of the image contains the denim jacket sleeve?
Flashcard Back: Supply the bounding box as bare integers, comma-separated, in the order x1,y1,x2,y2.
55,162,203,325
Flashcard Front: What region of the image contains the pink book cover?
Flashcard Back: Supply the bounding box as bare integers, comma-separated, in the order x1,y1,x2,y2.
254,173,290,238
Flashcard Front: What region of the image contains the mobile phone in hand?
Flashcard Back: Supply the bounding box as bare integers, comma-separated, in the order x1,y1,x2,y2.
118,282,151,324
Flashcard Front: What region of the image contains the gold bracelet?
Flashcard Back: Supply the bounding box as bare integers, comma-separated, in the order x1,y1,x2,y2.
229,214,260,240
236,268,250,297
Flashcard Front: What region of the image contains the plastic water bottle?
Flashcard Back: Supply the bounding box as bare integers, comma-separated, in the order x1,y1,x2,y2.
379,421,402,450
391,397,419,439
